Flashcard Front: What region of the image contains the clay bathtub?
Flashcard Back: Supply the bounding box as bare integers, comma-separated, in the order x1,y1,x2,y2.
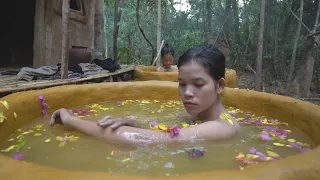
0,81,320,180
134,66,238,88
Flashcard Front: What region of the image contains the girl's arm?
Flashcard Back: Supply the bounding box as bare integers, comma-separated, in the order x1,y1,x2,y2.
66,116,237,146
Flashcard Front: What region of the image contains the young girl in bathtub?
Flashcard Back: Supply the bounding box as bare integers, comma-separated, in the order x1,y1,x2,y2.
155,43,178,72
50,45,241,146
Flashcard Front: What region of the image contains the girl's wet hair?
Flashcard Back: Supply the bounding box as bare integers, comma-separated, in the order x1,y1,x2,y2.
178,45,225,81
161,43,174,58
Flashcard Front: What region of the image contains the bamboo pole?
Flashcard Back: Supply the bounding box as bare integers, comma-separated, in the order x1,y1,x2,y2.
61,0,70,79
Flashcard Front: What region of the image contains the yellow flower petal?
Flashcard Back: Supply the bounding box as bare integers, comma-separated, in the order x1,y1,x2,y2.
0,101,9,109
158,124,168,131
8,138,14,141
246,154,259,159
267,151,280,157
273,143,285,147
59,142,66,147
122,158,130,162
33,133,42,137
181,122,190,128
0,112,7,123
288,139,296,143
56,136,63,141
13,112,17,119
1,145,16,152
44,138,51,143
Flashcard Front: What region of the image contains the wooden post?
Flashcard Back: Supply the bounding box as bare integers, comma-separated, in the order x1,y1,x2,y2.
61,0,70,79
88,0,96,56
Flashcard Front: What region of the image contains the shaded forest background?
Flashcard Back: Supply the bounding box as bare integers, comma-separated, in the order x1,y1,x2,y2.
95,0,320,101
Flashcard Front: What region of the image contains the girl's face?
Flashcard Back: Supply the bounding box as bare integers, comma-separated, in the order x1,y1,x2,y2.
162,54,174,68
178,61,224,117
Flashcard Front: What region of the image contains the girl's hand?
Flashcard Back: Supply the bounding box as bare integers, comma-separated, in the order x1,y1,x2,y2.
97,115,138,129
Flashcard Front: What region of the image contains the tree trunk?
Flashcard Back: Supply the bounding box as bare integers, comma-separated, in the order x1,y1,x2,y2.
94,0,106,60
255,0,266,91
156,0,161,66
223,0,231,41
286,0,304,93
88,0,96,57
61,0,70,79
293,0,320,97
231,0,240,45
205,0,212,39
294,38,318,97
113,0,124,62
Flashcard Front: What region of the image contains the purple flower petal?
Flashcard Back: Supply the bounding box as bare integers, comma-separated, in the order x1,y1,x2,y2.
288,142,301,149
187,149,205,158
259,134,273,141
38,94,44,100
172,127,180,134
151,121,159,127
300,148,310,153
249,147,257,154
12,154,24,160
256,152,267,160
170,131,174,138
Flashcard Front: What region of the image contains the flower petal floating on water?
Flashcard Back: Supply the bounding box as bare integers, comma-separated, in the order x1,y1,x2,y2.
220,113,234,125
288,139,296,143
38,94,49,118
259,134,273,141
187,148,205,158
150,121,160,128
273,142,285,147
73,109,92,116
13,112,17,119
0,101,9,109
122,158,130,162
1,145,16,152
249,147,257,154
235,152,245,161
33,133,42,137
12,154,24,160
266,151,280,158
44,138,51,143
0,112,7,123
169,126,180,138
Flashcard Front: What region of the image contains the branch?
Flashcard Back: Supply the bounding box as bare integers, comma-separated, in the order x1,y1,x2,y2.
313,0,320,32
152,40,165,66
213,12,231,45
136,0,155,64
246,64,265,92
289,8,311,33
306,31,320,39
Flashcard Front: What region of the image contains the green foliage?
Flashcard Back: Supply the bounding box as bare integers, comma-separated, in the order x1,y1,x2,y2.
103,0,319,90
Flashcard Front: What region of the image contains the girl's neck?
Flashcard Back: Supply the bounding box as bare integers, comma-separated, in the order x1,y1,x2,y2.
196,97,224,121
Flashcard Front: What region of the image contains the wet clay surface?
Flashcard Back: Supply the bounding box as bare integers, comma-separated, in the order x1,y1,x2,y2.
0,81,320,179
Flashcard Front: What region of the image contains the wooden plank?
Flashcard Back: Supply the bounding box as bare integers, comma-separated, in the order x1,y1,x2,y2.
61,0,70,79
0,66,135,94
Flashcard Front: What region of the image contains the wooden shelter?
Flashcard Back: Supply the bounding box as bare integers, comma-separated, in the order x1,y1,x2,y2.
1,0,95,68
0,0,136,97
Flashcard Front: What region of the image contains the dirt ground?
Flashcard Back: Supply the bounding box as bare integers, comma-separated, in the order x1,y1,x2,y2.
236,70,320,106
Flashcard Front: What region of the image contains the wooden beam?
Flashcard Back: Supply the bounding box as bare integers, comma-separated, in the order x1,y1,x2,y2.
61,0,70,79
